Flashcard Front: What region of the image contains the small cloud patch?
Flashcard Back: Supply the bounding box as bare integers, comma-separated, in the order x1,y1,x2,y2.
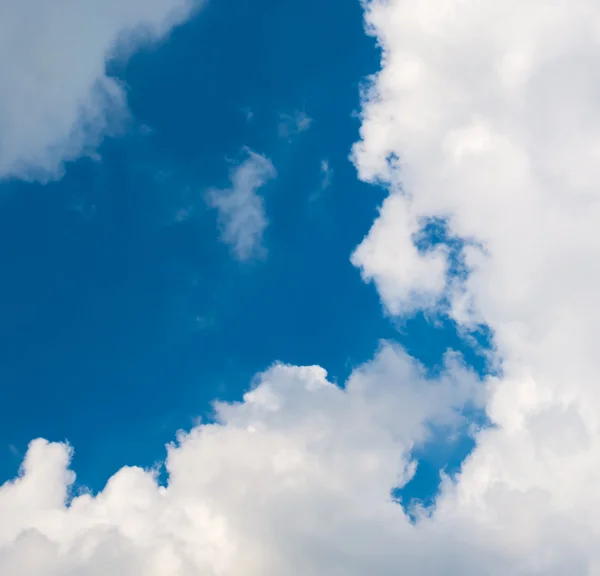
206,150,276,261
278,109,313,141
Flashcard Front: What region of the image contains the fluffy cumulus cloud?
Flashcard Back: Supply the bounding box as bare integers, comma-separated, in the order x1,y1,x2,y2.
5,0,600,573
350,0,600,571
206,150,276,261
0,0,200,181
0,345,482,575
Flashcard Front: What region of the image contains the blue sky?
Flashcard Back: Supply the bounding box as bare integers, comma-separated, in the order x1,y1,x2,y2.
0,0,487,502
3,0,599,573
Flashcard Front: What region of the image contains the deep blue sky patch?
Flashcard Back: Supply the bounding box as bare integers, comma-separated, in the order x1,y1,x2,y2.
0,0,491,501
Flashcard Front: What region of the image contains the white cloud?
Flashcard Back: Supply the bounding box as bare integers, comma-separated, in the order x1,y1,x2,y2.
0,345,483,576
351,194,449,315
0,0,200,182
350,0,600,570
206,151,276,261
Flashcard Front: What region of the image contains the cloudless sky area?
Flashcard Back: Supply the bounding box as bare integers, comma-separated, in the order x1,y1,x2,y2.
0,0,491,509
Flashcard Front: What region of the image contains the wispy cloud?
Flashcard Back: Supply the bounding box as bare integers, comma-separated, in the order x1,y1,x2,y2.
278,109,313,140
319,159,333,191
241,106,254,122
309,159,334,204
206,150,276,261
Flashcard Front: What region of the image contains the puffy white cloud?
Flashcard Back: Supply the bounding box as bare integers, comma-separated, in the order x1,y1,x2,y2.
351,0,600,571
206,150,276,261
0,345,483,575
0,0,200,181
351,194,449,315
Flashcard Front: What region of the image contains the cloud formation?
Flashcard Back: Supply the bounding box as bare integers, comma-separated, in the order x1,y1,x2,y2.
206,151,276,261
4,0,600,573
350,0,600,570
0,0,199,181
0,345,481,575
